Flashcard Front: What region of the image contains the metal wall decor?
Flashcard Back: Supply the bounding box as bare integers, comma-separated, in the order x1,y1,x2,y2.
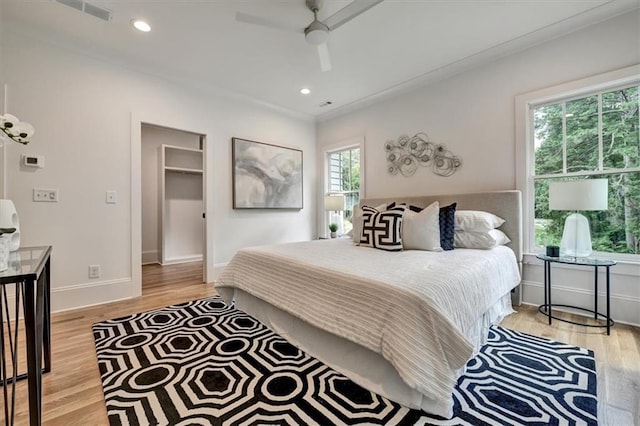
384,132,462,177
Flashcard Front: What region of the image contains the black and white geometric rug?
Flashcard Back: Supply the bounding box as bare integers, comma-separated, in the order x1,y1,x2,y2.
93,297,597,425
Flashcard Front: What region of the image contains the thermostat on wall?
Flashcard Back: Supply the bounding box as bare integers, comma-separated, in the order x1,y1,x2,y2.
22,155,44,168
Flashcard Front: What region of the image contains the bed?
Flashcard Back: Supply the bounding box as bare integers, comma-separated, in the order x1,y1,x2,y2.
216,190,522,418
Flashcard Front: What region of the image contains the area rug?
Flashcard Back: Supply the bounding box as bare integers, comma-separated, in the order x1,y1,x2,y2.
93,297,597,425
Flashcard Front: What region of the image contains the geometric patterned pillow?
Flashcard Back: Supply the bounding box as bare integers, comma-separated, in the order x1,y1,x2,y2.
359,206,404,251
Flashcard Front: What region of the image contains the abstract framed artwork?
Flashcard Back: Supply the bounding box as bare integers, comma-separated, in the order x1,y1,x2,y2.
232,138,303,209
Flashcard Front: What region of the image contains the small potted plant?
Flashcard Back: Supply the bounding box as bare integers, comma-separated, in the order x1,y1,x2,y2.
328,223,338,238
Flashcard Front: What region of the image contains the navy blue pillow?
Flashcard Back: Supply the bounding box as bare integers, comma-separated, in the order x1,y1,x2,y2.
439,203,457,251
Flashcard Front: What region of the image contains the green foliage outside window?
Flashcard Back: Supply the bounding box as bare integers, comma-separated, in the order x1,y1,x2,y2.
533,85,639,254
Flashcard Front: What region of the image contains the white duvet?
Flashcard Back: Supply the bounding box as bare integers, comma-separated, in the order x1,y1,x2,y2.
216,239,520,417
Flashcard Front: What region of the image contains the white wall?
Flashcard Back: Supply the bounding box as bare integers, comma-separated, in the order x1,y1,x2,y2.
0,2,5,197
1,31,316,312
317,11,640,325
141,125,201,265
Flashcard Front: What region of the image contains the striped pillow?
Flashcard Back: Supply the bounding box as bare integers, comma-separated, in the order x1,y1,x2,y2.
360,206,404,251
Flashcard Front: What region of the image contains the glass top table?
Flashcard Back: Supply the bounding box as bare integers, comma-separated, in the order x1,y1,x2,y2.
0,246,52,284
535,254,616,267
536,253,616,335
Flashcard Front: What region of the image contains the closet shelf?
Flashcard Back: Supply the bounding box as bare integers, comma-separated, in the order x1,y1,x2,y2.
165,166,203,174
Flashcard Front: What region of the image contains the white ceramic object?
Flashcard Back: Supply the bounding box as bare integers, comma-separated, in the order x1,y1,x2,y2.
560,212,593,257
0,200,20,251
0,236,8,272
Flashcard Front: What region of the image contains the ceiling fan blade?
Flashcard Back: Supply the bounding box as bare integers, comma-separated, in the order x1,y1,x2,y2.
235,12,303,33
323,0,384,31
317,43,332,72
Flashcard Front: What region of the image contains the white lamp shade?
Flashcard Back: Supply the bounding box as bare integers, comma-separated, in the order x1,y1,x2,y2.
549,179,608,211
324,194,346,211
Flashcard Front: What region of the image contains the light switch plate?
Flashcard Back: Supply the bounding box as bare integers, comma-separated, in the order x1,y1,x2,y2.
33,188,58,202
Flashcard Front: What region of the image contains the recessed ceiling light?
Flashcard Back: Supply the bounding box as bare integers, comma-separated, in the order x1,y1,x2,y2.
300,88,311,95
131,19,151,32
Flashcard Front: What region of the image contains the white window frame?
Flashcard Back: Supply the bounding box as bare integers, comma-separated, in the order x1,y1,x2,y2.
515,64,640,262
321,137,365,236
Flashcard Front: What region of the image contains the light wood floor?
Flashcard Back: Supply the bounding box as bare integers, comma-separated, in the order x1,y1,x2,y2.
1,262,638,425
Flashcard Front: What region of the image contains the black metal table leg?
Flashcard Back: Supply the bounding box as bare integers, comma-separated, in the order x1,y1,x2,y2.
42,258,51,373
543,261,548,308
546,260,552,325
23,276,43,426
606,266,611,336
594,266,598,320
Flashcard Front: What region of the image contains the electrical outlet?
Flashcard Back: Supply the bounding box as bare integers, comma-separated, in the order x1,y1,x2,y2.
33,188,58,202
88,265,100,279
106,190,117,204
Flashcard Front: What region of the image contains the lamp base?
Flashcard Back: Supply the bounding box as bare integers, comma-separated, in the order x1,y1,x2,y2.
560,212,592,257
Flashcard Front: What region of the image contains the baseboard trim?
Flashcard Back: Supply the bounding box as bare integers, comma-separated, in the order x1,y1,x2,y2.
51,277,134,313
162,255,203,265
142,250,159,265
3,277,134,320
521,280,639,327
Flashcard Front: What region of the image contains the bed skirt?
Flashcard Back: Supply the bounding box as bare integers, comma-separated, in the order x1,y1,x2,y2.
230,289,514,417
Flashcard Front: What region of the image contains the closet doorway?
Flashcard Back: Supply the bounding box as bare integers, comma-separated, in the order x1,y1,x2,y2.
141,124,205,288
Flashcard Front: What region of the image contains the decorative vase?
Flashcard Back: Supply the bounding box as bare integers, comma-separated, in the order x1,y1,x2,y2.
330,232,337,238
0,200,20,251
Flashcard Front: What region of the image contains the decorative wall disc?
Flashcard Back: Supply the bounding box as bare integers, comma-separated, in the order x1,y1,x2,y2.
384,133,462,177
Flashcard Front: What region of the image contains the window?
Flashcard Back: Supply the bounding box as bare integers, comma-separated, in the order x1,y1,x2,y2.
327,146,361,233
530,84,639,255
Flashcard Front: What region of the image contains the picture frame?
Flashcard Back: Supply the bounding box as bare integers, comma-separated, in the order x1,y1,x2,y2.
232,138,303,209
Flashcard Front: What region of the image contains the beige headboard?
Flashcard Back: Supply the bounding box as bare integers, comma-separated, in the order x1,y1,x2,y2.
360,190,523,263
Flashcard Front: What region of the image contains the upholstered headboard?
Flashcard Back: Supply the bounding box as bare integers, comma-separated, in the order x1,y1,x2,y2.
360,190,523,304
359,190,522,261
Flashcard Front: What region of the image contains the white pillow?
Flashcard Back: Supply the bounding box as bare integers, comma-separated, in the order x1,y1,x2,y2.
402,201,442,251
455,210,505,232
454,229,511,249
352,202,388,244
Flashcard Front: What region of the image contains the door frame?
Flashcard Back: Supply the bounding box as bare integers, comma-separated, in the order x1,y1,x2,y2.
131,112,212,297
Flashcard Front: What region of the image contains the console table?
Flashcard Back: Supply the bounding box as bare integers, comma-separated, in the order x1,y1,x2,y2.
0,246,52,425
536,254,615,335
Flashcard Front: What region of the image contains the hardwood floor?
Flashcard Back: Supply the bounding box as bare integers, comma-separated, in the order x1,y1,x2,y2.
1,262,638,425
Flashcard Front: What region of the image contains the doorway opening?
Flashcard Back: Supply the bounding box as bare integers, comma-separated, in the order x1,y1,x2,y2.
141,123,206,290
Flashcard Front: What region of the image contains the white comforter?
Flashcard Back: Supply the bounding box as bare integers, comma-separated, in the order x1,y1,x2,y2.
216,239,520,417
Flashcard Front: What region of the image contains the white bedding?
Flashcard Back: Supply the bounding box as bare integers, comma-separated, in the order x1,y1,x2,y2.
216,239,521,418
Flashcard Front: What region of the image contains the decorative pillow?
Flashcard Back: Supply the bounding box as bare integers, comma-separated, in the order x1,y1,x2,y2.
352,202,394,244
360,206,404,251
402,201,442,251
455,210,505,232
454,229,511,249
439,203,457,251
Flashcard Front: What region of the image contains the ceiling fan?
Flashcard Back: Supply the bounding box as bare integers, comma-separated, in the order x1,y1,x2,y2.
236,0,383,72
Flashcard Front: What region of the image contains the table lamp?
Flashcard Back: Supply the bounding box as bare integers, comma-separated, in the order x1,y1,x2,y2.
324,194,346,237
549,179,608,258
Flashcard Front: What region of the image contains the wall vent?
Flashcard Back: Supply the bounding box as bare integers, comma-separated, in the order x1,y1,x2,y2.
319,101,333,108
55,0,112,21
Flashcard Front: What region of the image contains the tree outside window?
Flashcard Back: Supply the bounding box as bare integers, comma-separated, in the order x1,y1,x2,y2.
533,85,639,254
